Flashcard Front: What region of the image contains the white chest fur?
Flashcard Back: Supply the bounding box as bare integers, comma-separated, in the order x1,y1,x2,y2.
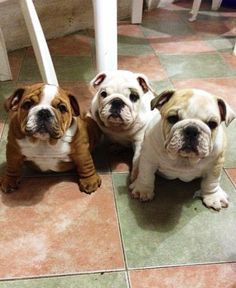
17,138,71,172
17,118,77,172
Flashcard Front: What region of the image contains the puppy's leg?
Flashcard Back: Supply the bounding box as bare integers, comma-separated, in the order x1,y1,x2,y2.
72,150,101,194
1,142,24,193
130,152,157,201
71,134,101,194
130,140,142,182
200,154,228,211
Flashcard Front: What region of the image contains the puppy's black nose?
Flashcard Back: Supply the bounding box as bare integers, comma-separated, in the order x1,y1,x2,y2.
37,109,52,120
111,98,125,109
183,126,199,138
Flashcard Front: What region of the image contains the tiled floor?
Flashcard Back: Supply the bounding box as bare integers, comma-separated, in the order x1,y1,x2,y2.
1,0,236,287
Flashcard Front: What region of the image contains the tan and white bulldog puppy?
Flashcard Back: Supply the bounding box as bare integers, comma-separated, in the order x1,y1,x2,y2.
130,89,235,211
1,83,101,194
90,70,158,180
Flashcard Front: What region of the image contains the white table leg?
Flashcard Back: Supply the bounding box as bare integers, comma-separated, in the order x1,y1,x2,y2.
92,0,117,72
0,28,12,81
189,0,202,22
19,0,58,85
131,0,143,24
212,0,223,10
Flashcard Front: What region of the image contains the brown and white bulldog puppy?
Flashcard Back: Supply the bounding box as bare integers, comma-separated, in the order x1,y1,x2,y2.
1,83,101,194
130,89,235,211
90,70,158,180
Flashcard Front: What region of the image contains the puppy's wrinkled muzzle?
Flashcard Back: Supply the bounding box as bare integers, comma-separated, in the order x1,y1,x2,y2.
181,125,200,153
108,98,125,121
25,108,62,139
99,94,134,129
165,120,212,159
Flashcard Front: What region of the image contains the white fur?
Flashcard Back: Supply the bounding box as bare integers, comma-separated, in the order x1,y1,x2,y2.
131,89,234,211
17,118,77,172
26,85,58,133
90,70,159,180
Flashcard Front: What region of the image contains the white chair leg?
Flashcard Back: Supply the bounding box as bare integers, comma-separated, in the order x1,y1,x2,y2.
92,0,117,72
0,28,12,81
233,42,236,56
19,0,58,85
212,0,223,10
189,0,202,22
131,0,143,24
145,0,160,10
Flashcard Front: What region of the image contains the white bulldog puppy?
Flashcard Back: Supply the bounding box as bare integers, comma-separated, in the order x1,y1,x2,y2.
130,89,235,211
90,70,158,180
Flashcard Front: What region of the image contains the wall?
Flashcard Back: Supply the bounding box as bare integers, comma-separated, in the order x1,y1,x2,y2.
0,0,131,51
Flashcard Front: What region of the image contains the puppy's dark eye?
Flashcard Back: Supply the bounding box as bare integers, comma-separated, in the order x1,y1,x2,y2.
57,103,68,113
167,115,179,124
100,90,107,98
130,93,139,102
21,100,34,110
207,121,218,130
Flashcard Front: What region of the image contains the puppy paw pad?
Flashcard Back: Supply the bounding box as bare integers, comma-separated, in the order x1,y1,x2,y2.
131,188,154,202
203,189,229,211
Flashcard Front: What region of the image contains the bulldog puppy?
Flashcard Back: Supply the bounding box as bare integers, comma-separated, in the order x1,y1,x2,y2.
1,83,101,194
90,70,158,180
130,89,235,211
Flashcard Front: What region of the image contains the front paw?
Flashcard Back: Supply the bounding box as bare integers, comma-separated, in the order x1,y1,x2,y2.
129,180,154,202
78,174,101,194
202,187,229,211
0,176,20,194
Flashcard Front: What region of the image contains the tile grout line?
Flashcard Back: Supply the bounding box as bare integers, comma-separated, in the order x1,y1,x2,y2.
111,171,132,288
16,47,27,84
0,269,126,283
126,260,236,273
224,168,236,189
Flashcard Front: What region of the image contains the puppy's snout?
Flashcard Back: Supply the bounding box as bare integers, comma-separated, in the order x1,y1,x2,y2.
111,98,125,109
109,98,125,117
37,109,52,120
183,126,199,139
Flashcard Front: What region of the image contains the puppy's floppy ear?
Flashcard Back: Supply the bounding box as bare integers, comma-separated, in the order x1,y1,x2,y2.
68,94,80,116
135,73,151,93
90,72,107,88
4,88,25,112
217,98,235,127
151,90,175,110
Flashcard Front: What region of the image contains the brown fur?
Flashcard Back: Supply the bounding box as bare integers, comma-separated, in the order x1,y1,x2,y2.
1,83,101,194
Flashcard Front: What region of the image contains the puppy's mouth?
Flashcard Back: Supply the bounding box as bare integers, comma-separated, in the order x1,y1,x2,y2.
98,96,135,129
107,98,125,126
107,113,124,125
25,124,61,139
166,123,211,159
25,109,62,139
179,145,199,157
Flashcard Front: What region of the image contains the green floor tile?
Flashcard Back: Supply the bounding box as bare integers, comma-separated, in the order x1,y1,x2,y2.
18,56,42,82
141,18,193,38
1,122,8,142
207,37,235,52
19,56,95,82
53,56,95,82
113,171,236,268
0,272,127,288
150,79,174,94
0,82,15,100
118,35,154,56
224,120,236,168
0,82,15,122
0,140,6,176
159,53,234,80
